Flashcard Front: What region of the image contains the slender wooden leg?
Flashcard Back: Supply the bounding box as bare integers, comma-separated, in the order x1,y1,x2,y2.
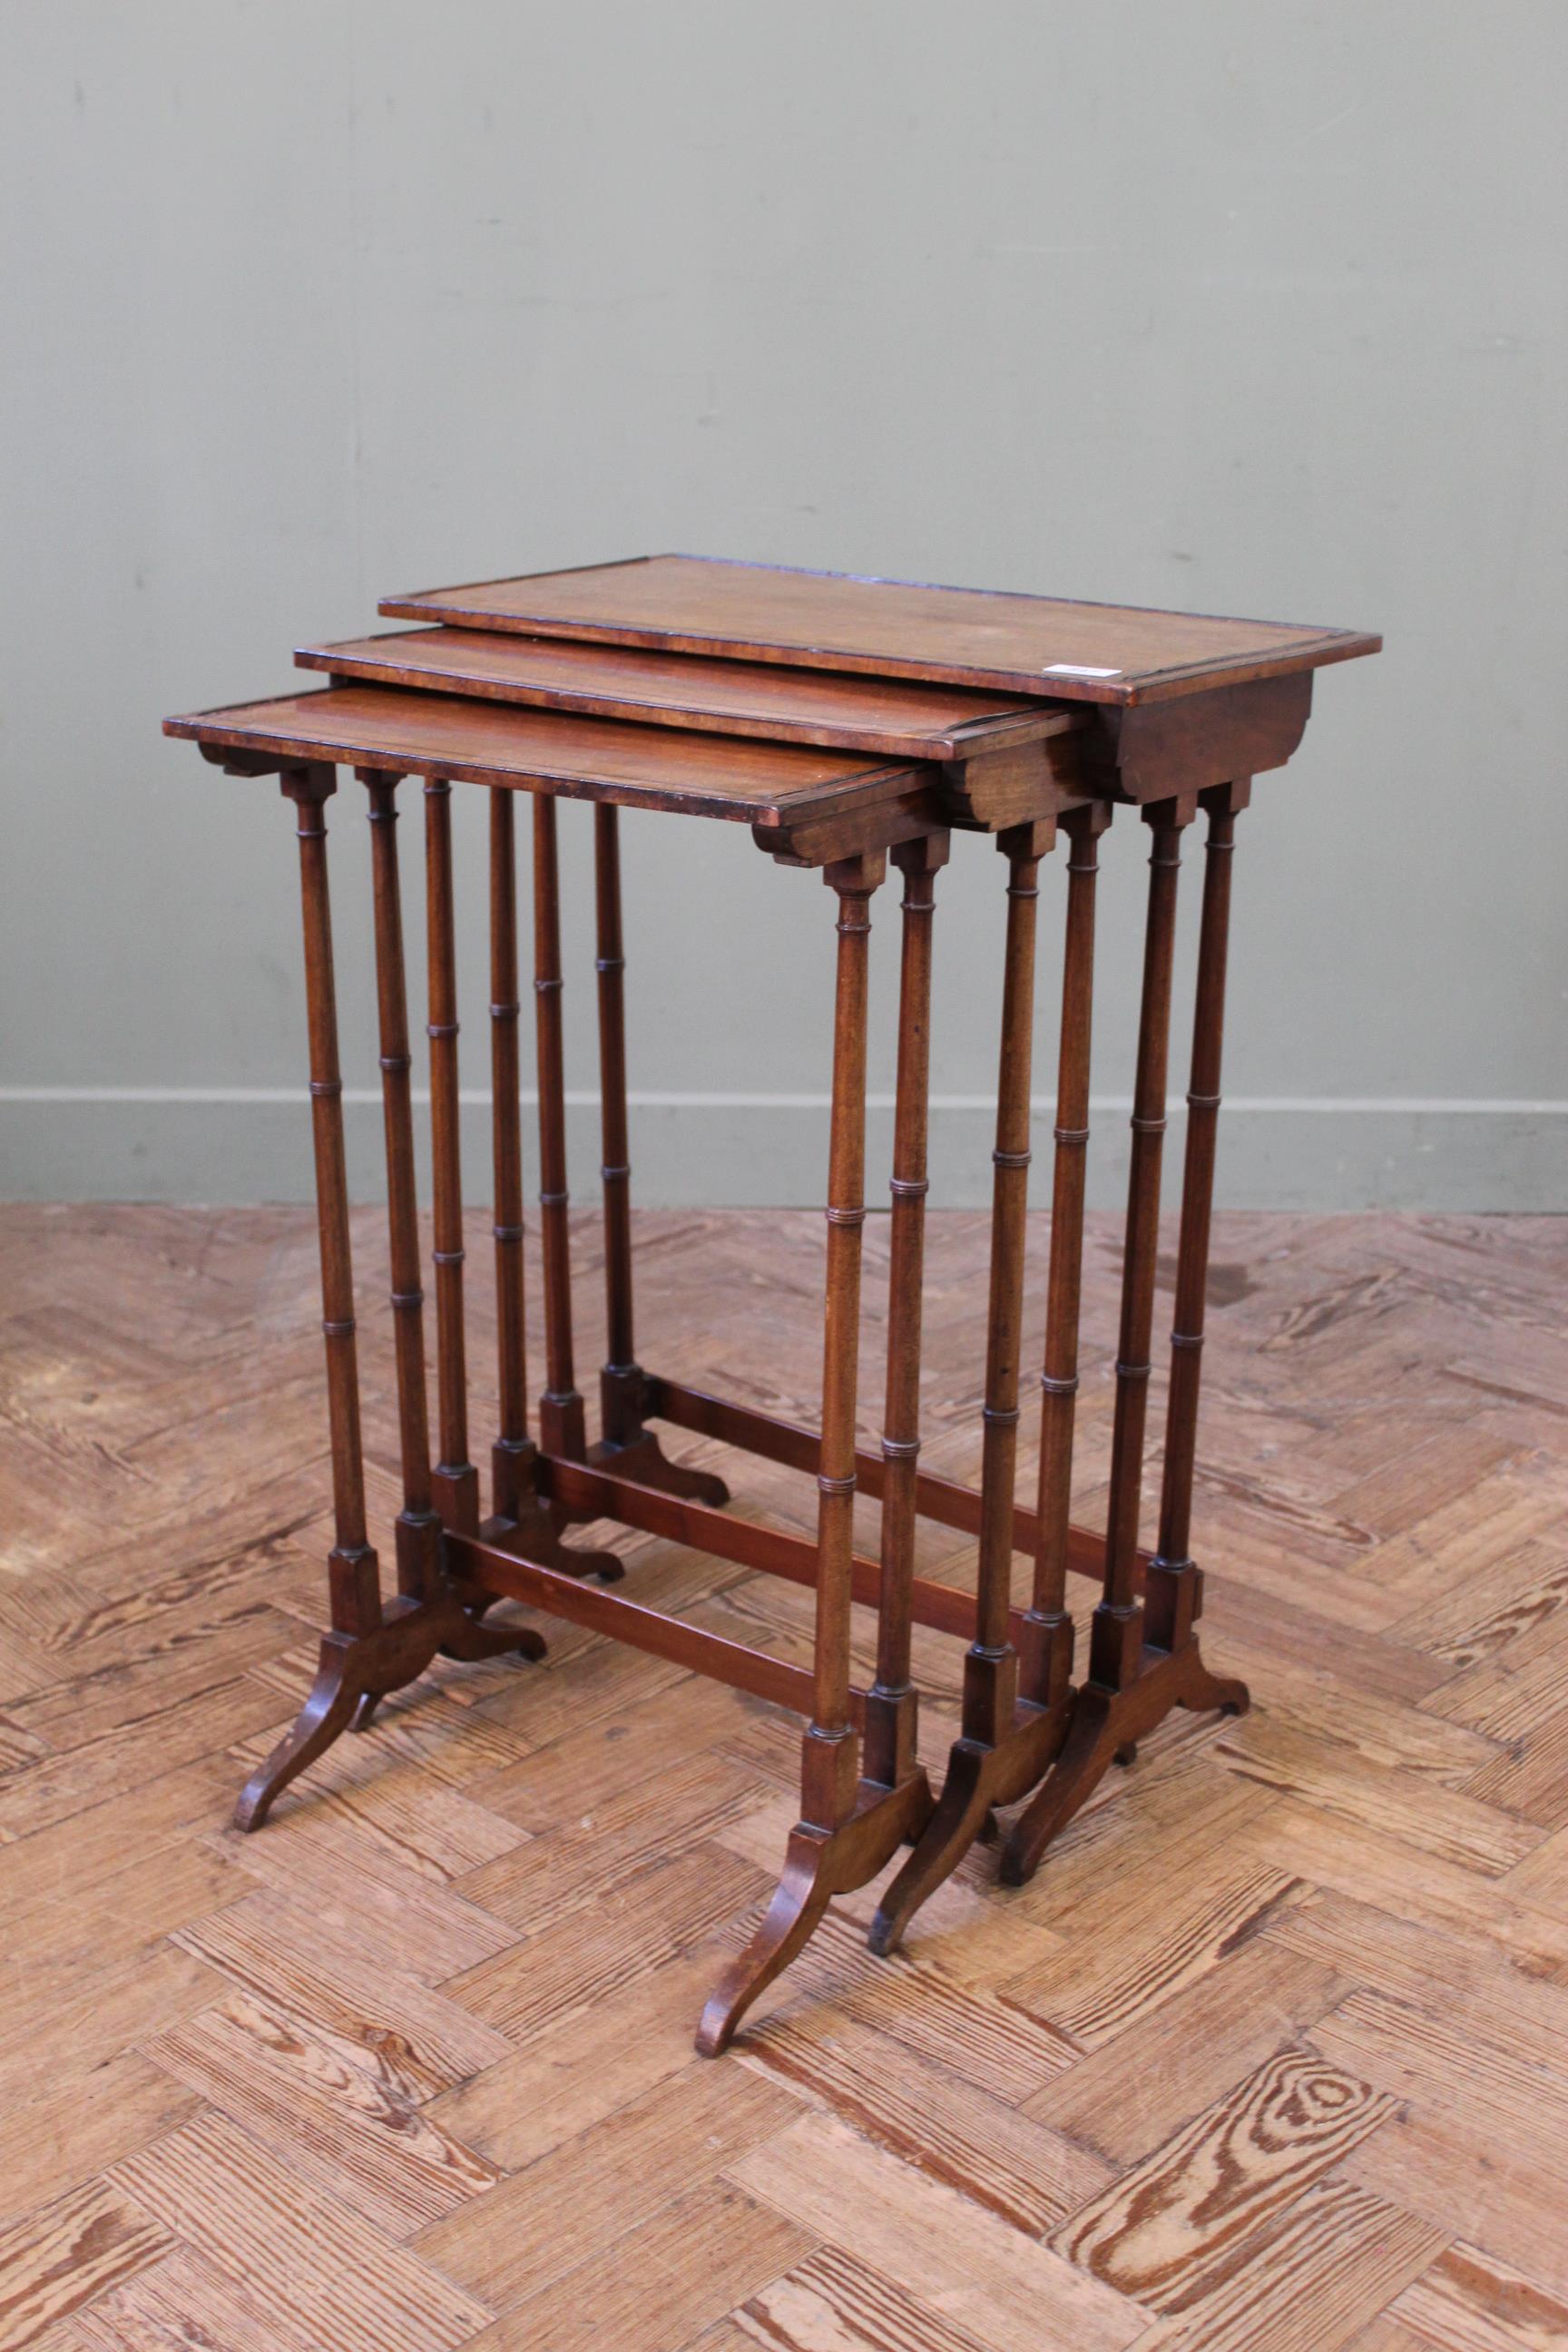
1019,802,1112,1712
969,823,1047,1731
1004,791,1248,1884
365,771,442,1604
1144,783,1252,1709
532,793,583,1458
423,787,595,1609
700,851,930,2054
588,804,729,1506
357,772,544,1718
872,820,1068,1951
242,770,547,1811
236,768,433,1828
237,769,379,1823
424,778,480,1538
489,788,534,1523
862,834,948,1795
805,854,881,1834
1093,803,1189,1684
484,789,620,1580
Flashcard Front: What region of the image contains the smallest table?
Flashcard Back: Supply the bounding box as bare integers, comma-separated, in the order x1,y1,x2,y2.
167,554,1377,2051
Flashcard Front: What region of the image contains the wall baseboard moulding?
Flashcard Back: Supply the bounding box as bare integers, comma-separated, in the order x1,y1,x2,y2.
3,1088,1563,1210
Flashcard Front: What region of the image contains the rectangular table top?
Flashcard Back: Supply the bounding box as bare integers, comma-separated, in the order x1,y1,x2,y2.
163,683,926,828
381,554,1380,708
297,628,1073,760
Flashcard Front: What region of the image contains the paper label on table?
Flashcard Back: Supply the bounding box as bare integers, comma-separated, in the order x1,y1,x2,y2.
1044,663,1122,678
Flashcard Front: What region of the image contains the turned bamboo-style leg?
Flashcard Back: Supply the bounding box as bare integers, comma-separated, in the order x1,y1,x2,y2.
1019,801,1113,1712
807,855,880,1828
365,769,442,1605
531,795,589,1462
872,819,1069,1951
238,768,532,1828
483,791,621,1583
425,778,480,1538
588,804,729,1507
1143,781,1252,1709
699,852,929,2054
357,772,546,1713
241,770,547,1811
1093,802,1189,1685
969,823,1047,1723
862,834,948,1794
1003,790,1246,1884
236,769,381,1826
489,789,534,1523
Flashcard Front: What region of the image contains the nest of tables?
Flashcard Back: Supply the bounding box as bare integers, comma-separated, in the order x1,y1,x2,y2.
166,554,1377,2053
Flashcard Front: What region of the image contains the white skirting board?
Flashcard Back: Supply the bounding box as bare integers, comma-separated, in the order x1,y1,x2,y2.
2,1091,1564,1210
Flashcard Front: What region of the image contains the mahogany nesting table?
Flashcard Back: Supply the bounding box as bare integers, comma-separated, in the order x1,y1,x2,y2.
166,556,1378,2053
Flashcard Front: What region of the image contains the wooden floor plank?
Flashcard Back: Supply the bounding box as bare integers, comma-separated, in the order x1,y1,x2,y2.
415,2063,799,2310
726,2109,1143,2352
1124,2175,1443,2352
1389,2241,1568,2352
1343,2105,1568,2302
1000,1858,1309,2051
170,1887,516,2098
141,1985,503,2239
73,2244,323,2352
1311,1984,1568,2161
1025,1934,1351,2164
427,1945,725,2172
109,2110,494,2352
738,2008,1111,2232
0,2180,171,2352
734,2244,1002,2352
0,2053,200,2230
462,2179,811,2352
443,1843,769,2044
1054,2049,1398,2309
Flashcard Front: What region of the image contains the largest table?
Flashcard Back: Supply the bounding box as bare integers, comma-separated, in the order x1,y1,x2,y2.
167,555,1378,2053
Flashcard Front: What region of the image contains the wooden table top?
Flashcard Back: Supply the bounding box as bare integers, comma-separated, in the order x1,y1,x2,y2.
297,628,1073,760
381,554,1380,708
163,684,926,828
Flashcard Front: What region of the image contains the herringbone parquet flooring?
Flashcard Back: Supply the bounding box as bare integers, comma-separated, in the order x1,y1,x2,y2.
3,1204,1568,2351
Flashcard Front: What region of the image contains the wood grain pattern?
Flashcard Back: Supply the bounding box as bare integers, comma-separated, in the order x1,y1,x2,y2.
142,1985,502,2237
381,554,1379,707
736,2245,1002,2352
444,1844,770,2044
1002,1858,1309,2050
109,2111,493,2352
1127,2176,1443,2352
1055,2048,1399,2308
299,628,1072,758
1344,2103,1568,2302
0,2180,170,2352
164,687,923,828
416,2063,798,2310
5,1203,1568,2350
0,2055,199,2232
737,2008,1110,2232
464,2180,810,2352
1024,1934,1352,2163
73,2245,321,2352
1390,2241,1568,2352
725,2111,1140,2352
170,1887,516,2094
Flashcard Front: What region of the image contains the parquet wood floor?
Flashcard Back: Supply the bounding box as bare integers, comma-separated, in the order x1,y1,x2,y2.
3,1204,1567,2351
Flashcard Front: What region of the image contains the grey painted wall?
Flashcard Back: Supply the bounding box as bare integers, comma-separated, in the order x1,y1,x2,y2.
3,1,1564,1209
